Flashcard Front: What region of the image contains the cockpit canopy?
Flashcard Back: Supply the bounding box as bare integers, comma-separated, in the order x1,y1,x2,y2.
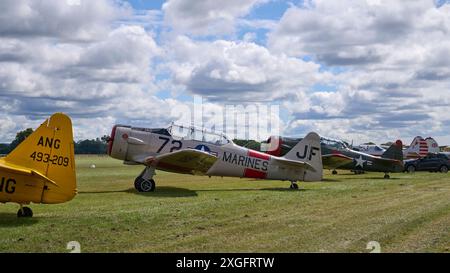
320,137,349,150
167,123,230,145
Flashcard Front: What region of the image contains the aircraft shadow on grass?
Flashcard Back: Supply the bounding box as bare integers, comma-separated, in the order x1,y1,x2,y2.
191,187,310,193
339,176,402,180
0,213,39,227
80,185,315,197
79,186,198,198
260,187,309,192
321,178,341,182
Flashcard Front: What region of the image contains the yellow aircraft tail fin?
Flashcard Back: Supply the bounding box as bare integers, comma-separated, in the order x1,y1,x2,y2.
4,113,77,203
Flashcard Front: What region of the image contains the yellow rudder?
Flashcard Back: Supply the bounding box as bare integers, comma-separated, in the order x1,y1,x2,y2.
4,113,77,203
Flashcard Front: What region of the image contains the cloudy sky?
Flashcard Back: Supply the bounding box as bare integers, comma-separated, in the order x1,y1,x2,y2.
1,0,450,145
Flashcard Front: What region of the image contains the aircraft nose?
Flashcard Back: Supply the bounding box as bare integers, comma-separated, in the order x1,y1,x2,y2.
107,125,118,156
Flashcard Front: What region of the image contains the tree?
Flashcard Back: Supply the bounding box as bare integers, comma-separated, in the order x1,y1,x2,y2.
100,135,110,143
233,139,261,151
0,144,10,155
9,128,34,151
74,138,108,154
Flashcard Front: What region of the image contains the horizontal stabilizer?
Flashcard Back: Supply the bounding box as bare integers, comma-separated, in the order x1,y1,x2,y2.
0,161,59,187
272,157,316,172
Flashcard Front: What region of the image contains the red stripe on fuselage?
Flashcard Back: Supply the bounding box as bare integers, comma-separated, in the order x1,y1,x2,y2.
248,150,270,160
244,168,267,179
244,150,269,178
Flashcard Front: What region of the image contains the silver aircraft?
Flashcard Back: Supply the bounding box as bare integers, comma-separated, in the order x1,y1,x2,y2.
107,124,323,192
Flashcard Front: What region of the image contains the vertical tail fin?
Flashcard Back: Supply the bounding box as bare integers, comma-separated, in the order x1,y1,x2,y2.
382,140,403,161
4,113,77,203
284,132,323,181
425,137,439,153
405,136,428,158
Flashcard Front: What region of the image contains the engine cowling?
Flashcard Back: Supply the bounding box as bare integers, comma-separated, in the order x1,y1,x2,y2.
108,125,131,161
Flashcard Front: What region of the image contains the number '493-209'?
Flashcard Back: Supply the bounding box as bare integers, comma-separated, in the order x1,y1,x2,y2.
30,152,69,167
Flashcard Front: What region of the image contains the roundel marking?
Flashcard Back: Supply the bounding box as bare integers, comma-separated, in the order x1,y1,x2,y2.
194,144,210,152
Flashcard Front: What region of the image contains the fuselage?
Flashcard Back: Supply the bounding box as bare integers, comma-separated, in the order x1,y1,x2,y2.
108,125,319,182
322,145,403,173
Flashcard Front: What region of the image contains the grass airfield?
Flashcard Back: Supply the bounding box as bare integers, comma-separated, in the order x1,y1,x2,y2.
0,155,449,253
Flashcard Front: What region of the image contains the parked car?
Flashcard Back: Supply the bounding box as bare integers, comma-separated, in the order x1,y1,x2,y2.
404,153,450,173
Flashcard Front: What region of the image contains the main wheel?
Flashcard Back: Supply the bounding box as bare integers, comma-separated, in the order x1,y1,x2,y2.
134,176,143,190
440,165,448,173
290,183,299,190
135,177,155,192
384,174,390,179
17,207,33,218
332,170,338,175
406,165,415,173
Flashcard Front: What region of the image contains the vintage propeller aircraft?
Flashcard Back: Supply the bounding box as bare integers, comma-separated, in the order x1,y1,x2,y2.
261,136,404,179
107,124,323,192
0,113,76,217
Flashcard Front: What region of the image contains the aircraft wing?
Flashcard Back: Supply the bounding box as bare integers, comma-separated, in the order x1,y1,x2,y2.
322,154,354,169
144,149,218,175
272,157,316,172
0,159,59,186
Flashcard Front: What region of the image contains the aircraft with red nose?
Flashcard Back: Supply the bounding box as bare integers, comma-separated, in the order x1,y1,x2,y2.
107,124,323,192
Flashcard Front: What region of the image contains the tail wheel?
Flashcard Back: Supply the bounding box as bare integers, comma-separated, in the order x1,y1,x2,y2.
407,165,416,173
17,207,33,218
135,177,155,192
440,165,448,173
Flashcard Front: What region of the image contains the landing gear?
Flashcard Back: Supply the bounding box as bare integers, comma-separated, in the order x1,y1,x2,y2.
135,177,155,192
17,205,33,218
135,167,156,192
332,170,338,175
384,173,390,179
289,182,299,190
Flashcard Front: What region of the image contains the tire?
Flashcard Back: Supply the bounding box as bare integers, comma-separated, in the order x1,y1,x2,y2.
406,165,416,173
290,183,299,190
134,176,143,191
135,177,155,192
440,165,448,173
384,174,390,179
17,207,33,218
332,170,338,175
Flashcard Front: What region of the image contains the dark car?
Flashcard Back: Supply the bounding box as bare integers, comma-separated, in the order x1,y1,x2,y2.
404,153,450,173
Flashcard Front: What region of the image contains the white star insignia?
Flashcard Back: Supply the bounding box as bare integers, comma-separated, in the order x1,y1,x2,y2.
355,155,366,168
